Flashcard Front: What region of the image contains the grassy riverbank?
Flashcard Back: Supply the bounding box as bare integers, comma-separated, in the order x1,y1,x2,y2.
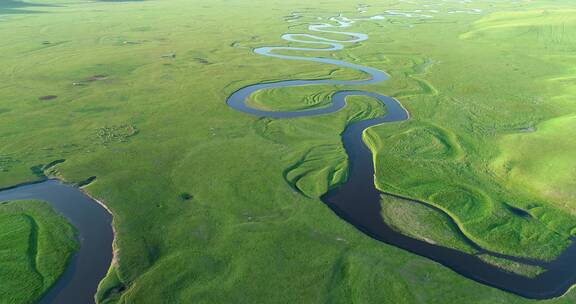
1,0,576,303
0,200,77,304
362,2,576,264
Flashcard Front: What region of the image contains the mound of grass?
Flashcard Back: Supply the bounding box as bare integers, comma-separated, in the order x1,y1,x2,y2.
380,194,476,254
96,124,138,145
0,200,78,304
247,85,336,112
282,95,385,197
478,254,546,278
461,9,576,50
491,115,576,210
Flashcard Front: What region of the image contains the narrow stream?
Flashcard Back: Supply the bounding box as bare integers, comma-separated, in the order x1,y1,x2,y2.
226,15,576,299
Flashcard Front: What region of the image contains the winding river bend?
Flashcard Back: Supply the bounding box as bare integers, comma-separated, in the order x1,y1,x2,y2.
226,15,576,299
0,180,113,304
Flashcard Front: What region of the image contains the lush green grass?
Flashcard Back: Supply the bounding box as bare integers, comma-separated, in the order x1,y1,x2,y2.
281,95,385,197
380,194,476,255
248,85,336,112
0,200,77,304
362,3,576,261
477,254,545,279
491,115,576,212
1,0,576,303
379,193,550,276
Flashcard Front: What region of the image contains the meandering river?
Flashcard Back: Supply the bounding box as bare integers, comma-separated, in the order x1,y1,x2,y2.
0,180,113,304
0,12,574,303
226,15,576,299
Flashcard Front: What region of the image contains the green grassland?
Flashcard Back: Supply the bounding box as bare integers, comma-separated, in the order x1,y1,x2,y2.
380,194,476,255
477,254,545,279
0,200,77,304
491,115,576,213
2,0,576,303
248,85,336,112
362,5,576,262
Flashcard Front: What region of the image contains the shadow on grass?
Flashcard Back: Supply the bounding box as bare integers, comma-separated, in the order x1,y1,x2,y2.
0,0,145,16
0,0,56,15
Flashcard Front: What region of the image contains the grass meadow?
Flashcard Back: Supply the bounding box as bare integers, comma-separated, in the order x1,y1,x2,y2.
0,200,77,304
1,0,576,303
